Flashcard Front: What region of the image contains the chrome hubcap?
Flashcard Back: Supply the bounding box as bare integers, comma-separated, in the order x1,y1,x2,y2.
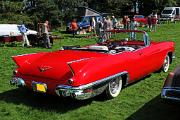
110,78,120,94
163,56,169,72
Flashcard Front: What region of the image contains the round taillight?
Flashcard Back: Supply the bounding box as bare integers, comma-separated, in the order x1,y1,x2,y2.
13,70,18,76
68,79,74,85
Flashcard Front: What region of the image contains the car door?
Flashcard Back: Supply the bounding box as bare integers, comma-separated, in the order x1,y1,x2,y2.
127,45,160,83
127,33,161,82
136,45,161,75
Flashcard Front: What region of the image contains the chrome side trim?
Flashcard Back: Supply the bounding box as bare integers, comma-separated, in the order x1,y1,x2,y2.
67,63,75,76
12,53,37,57
67,57,94,76
67,57,93,64
163,86,180,89
56,71,128,100
63,71,128,90
124,74,130,86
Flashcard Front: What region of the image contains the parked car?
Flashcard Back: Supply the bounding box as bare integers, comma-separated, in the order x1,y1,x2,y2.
66,16,102,32
134,15,147,26
161,66,180,101
10,30,174,100
0,24,37,43
161,7,180,21
0,24,54,47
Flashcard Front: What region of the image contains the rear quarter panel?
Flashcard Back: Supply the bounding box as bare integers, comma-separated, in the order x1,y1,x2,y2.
151,41,174,68
71,52,132,86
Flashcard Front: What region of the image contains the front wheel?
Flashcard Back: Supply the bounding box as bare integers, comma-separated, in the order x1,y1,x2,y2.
105,76,122,99
162,55,170,72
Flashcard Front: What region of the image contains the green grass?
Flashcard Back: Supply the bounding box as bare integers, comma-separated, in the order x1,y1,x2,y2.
1,23,180,120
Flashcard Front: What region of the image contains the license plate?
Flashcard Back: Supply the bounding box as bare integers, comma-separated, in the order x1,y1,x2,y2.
32,82,47,93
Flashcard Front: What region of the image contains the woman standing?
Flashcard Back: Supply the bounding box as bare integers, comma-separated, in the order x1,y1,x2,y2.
151,14,157,32
70,19,78,37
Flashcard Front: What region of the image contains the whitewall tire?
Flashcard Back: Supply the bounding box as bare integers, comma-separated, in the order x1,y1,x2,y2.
105,76,122,99
162,55,170,72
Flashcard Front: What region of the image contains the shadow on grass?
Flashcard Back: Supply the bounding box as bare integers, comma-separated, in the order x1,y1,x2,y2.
0,88,94,113
126,95,180,120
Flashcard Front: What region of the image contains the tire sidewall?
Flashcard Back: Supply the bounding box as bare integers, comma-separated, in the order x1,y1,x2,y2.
106,76,122,98
162,55,170,72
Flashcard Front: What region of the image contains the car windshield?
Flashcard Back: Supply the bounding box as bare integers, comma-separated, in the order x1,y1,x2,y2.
108,31,146,43
162,10,173,14
63,30,150,54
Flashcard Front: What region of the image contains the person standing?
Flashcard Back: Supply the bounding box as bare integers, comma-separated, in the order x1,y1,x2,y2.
122,15,127,29
95,18,103,37
42,20,51,48
126,16,130,29
112,15,117,29
106,17,113,39
95,18,104,43
18,22,31,47
91,17,96,34
122,15,130,30
147,15,152,31
151,14,157,32
130,18,138,40
102,17,112,41
101,17,108,42
70,19,78,37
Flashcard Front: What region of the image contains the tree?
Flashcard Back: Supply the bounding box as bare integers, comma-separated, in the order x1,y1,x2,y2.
24,0,61,28
0,0,31,24
87,0,131,16
138,0,177,15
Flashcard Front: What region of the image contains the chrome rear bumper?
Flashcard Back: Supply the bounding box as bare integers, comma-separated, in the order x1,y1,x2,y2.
55,84,107,100
10,77,26,87
11,71,128,100
55,71,128,100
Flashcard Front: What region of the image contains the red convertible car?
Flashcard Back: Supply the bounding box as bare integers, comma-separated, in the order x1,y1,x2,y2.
10,30,174,100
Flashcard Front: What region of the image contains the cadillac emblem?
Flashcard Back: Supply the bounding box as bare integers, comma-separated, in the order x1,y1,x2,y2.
38,66,52,72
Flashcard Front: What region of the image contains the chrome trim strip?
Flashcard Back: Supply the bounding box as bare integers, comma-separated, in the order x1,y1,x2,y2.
67,57,93,64
12,53,37,57
125,74,130,86
163,87,180,89
56,71,128,90
56,71,128,99
161,88,180,101
67,57,94,76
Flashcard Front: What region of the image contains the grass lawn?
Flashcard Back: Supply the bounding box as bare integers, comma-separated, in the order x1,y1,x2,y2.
0,23,180,120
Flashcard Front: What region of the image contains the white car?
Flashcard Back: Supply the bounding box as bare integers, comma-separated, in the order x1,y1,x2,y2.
0,24,37,36
0,24,37,43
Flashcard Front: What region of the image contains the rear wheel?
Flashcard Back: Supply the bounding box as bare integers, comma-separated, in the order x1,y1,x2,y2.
162,55,170,72
105,76,122,99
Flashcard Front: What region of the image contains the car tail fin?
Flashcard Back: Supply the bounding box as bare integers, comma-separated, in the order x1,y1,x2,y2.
12,53,46,67
67,58,93,76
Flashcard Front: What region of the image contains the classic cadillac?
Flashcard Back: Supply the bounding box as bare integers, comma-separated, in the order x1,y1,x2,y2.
10,30,174,100
161,66,180,100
